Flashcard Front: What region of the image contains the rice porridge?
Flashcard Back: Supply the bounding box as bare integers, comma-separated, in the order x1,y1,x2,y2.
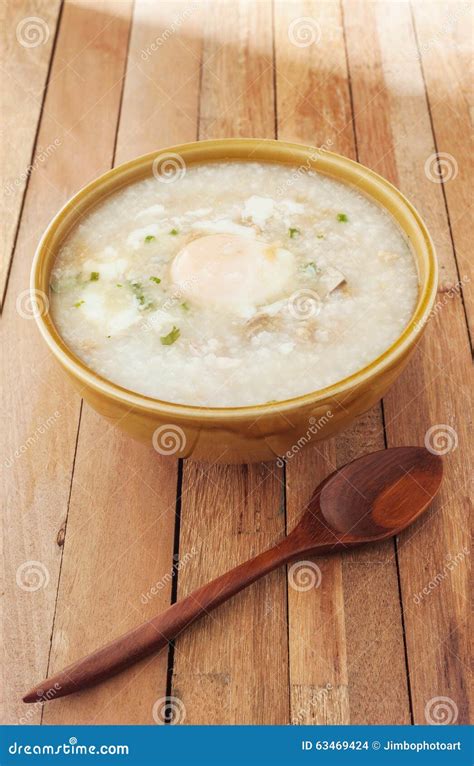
50,161,419,406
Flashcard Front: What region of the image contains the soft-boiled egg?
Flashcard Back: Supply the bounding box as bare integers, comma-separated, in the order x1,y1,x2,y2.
170,233,295,316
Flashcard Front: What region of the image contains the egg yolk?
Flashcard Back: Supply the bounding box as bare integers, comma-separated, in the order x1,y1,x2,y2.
170,233,295,316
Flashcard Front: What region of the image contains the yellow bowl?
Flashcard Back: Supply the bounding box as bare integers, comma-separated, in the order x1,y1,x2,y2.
31,139,437,464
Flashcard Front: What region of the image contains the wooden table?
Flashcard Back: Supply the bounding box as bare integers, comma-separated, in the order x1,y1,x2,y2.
3,0,472,726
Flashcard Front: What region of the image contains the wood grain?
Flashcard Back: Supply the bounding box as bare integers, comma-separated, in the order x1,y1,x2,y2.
42,0,202,725
1,0,62,306
1,0,134,726
274,0,411,725
343,0,472,724
411,1,473,343
173,461,289,724
118,0,203,153
169,0,290,725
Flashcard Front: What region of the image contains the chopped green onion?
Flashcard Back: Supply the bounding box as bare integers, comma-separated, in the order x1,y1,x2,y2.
169,228,179,236
149,276,161,284
160,326,180,345
144,235,156,243
304,261,320,274
316,232,325,239
116,283,123,288
181,301,189,311
129,280,155,310
90,271,100,281
288,227,300,239
337,213,348,222
73,300,85,308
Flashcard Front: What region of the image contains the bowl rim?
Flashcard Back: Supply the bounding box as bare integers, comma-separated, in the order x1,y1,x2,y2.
31,137,438,420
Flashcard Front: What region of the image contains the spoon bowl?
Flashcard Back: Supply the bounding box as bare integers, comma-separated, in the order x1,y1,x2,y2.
318,445,443,541
23,446,442,703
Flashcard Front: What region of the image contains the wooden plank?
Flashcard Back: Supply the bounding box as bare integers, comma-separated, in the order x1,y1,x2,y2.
411,1,473,343
117,0,203,153
170,0,290,725
198,0,274,138
43,0,202,724
1,0,62,306
1,0,133,726
343,0,472,725
274,0,411,725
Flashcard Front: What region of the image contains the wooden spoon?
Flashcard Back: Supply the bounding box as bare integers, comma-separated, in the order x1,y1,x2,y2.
23,446,442,703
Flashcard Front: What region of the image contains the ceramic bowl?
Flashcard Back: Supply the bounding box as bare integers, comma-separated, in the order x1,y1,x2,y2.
31,139,437,463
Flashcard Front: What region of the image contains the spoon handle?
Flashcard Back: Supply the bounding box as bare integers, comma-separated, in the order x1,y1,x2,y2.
24,537,308,702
